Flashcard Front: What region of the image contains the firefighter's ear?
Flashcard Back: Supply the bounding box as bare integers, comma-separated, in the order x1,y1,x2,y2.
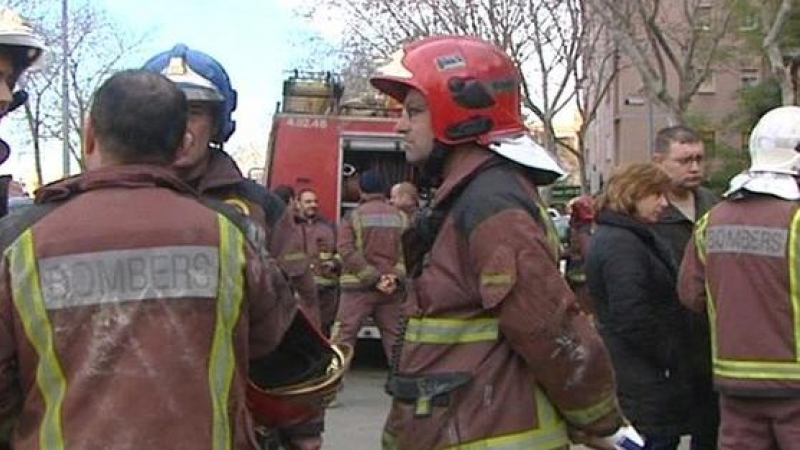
175,131,194,162
83,119,99,169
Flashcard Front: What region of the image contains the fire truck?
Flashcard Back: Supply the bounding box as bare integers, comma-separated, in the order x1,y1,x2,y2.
264,71,412,221
264,71,413,340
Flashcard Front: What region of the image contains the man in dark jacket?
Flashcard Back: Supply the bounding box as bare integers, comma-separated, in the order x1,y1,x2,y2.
0,70,297,450
651,126,719,450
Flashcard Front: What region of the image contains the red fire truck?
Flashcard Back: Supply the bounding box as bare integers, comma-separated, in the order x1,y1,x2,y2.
265,71,413,223
264,71,414,341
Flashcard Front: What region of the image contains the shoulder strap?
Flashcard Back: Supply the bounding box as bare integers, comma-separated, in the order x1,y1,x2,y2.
413,157,507,246
235,179,286,230
0,202,65,252
404,158,505,278
202,197,270,256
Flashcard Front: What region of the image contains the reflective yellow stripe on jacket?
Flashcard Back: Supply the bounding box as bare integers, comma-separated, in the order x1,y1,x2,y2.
697,209,800,381
209,215,246,450
534,202,560,262
8,229,67,450
405,317,499,344
7,215,245,450
695,213,710,265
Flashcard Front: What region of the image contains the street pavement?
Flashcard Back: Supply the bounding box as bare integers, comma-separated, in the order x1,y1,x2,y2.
322,340,691,449
323,340,391,449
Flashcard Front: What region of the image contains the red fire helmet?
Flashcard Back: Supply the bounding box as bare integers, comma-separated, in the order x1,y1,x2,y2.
370,35,526,146
247,310,352,429
569,195,596,224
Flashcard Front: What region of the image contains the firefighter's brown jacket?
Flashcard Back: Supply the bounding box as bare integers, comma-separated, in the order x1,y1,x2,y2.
338,195,406,291
192,149,319,325
296,215,338,288
679,193,800,397
0,165,297,449
383,148,622,450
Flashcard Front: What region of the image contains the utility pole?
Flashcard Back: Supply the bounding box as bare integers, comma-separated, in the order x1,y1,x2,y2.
61,0,70,176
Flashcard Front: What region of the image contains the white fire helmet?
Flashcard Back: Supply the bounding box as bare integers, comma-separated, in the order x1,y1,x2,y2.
0,7,46,70
748,106,800,175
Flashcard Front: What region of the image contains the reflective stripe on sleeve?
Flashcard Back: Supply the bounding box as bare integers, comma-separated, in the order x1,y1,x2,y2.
405,317,498,344
8,229,67,450
481,274,513,287
713,359,800,380
281,252,307,262
560,393,618,427
359,214,406,229
208,215,246,450
314,276,338,287
340,267,380,286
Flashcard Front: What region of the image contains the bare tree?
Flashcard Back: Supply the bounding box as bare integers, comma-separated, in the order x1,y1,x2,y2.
9,1,149,184
589,0,738,124
306,0,589,160
571,3,622,191
759,0,796,104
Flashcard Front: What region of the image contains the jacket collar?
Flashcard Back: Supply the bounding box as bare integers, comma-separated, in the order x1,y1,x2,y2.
192,148,244,193
432,146,497,208
658,186,718,224
35,164,196,204
597,209,677,275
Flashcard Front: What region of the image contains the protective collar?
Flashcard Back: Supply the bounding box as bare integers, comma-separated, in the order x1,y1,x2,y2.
724,171,800,200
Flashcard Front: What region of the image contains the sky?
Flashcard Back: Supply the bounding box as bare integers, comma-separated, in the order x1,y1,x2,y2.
2,0,346,187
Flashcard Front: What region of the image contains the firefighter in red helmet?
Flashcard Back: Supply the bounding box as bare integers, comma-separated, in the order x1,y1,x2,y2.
371,36,642,450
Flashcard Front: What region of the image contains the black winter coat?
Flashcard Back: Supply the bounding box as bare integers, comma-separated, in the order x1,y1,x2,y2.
586,210,691,437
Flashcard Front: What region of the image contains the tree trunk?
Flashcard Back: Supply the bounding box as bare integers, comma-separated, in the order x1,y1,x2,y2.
23,103,43,186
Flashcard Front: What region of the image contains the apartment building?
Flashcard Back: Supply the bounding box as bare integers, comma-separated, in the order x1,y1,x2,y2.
584,0,763,192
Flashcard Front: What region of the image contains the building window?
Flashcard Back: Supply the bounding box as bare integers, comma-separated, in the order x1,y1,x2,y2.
696,5,713,31
741,69,759,88
740,13,759,31
698,71,716,94
700,129,716,154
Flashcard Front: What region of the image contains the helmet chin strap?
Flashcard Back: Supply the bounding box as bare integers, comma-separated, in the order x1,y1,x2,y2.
418,140,451,189
7,91,28,115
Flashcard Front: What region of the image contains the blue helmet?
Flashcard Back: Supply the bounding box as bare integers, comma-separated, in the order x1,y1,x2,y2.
142,44,237,143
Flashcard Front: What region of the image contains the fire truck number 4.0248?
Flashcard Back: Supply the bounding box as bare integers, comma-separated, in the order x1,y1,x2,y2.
286,117,328,129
